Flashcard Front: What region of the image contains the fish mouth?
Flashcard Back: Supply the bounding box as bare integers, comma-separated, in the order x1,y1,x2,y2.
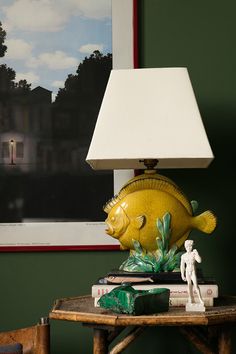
105,222,114,236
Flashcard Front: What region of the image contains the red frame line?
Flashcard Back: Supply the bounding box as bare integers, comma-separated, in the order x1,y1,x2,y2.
0,244,120,252
133,0,139,68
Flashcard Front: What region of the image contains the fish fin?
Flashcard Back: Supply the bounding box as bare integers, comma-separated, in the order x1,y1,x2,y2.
132,215,146,230
193,210,217,234
120,244,129,250
116,176,193,214
191,200,199,214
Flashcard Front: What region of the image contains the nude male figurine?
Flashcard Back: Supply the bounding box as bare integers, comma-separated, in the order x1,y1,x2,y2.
181,239,205,311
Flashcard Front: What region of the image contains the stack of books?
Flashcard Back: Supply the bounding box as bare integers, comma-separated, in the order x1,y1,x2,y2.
92,270,218,308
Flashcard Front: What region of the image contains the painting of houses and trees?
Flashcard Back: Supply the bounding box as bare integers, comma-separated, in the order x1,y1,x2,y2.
0,1,113,223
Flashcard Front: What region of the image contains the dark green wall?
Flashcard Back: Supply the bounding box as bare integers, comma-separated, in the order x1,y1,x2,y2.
137,0,236,352
1,1,236,353
138,0,236,292
0,251,127,353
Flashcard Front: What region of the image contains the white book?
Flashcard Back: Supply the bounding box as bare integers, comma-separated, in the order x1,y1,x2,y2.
92,283,218,299
169,297,214,307
94,296,214,308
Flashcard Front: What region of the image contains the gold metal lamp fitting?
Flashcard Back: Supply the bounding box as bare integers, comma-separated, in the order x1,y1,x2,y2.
139,159,159,174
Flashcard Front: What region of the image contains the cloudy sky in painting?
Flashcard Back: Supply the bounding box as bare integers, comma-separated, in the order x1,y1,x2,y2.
0,0,112,100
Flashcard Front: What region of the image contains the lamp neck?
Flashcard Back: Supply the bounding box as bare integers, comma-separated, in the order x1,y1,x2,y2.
143,159,158,169
140,159,158,174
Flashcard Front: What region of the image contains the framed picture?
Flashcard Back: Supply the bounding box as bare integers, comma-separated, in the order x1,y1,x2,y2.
0,0,138,251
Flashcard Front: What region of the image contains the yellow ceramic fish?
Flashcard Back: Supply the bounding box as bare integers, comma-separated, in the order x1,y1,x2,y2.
104,172,217,252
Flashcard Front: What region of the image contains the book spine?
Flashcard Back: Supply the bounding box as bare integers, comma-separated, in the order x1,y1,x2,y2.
94,297,214,308
169,297,214,307
92,284,218,298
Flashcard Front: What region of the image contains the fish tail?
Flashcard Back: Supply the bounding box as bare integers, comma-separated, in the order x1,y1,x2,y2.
193,210,217,234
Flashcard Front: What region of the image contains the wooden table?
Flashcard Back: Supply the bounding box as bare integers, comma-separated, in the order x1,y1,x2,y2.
49,295,236,354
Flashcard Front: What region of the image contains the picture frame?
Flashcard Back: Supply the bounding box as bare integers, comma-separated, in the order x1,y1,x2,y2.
0,0,138,251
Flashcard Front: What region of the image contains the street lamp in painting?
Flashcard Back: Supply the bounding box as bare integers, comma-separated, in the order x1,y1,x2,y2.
9,139,15,165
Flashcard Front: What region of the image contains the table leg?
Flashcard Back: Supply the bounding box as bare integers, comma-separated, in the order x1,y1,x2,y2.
179,326,214,354
93,328,109,354
218,326,232,354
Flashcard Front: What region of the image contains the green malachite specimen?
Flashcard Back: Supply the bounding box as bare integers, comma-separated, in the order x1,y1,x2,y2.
98,284,170,315
119,213,184,273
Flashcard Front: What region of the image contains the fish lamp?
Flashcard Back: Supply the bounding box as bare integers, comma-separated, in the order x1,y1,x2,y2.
86,68,216,273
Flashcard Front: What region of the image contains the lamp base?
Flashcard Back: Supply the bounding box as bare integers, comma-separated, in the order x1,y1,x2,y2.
104,170,217,269
119,213,183,273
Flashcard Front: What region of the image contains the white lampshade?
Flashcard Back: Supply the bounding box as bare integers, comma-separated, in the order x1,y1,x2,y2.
86,68,214,170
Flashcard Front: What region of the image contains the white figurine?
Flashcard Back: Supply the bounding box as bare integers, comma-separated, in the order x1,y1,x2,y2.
180,239,206,312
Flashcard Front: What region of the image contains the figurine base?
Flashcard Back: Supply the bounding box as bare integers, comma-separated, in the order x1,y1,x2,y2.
185,302,206,312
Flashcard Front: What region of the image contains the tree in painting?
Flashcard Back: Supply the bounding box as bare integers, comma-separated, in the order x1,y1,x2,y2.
0,21,7,58
54,50,112,144
0,23,31,103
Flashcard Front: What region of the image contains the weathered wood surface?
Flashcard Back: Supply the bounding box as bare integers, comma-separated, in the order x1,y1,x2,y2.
0,323,50,354
180,326,216,354
218,326,232,354
109,326,146,354
49,295,236,327
93,328,108,354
